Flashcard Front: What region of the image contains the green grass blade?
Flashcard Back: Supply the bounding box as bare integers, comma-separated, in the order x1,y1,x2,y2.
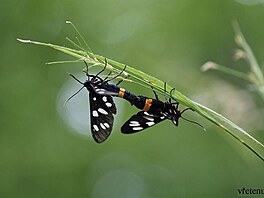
201,61,251,81
17,38,264,162
233,21,264,83
66,21,93,53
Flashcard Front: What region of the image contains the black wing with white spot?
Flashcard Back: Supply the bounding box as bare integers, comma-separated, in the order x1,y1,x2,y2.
93,86,119,97
89,91,116,143
121,111,166,134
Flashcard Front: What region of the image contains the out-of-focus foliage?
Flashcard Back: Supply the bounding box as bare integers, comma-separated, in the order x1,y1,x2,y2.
1,0,264,197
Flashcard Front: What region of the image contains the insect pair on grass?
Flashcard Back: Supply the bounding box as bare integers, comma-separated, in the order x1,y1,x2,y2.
67,59,203,143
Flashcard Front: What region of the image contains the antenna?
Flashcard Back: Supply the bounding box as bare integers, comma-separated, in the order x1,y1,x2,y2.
179,108,205,131
64,86,85,106
178,107,206,131
68,73,84,85
64,73,85,106
180,116,206,131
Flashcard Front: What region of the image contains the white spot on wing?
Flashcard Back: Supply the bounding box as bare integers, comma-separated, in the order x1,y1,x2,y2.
144,112,150,116
93,125,99,132
93,97,96,101
146,121,155,126
92,110,99,117
98,108,108,115
102,96,107,102
129,121,140,126
132,127,143,131
106,102,112,107
143,116,154,121
104,123,110,128
95,88,106,94
100,123,106,130
130,121,139,124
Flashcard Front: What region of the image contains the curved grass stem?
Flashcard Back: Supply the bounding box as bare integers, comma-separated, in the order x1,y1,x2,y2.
17,37,264,162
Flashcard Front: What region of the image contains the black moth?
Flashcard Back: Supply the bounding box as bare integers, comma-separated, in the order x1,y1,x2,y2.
120,83,203,133
66,59,126,143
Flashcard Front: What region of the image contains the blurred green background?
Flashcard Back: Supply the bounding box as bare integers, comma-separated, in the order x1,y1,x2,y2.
1,0,264,197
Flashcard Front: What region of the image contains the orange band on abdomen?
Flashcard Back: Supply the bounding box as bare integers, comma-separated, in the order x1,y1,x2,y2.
118,88,126,98
143,99,153,111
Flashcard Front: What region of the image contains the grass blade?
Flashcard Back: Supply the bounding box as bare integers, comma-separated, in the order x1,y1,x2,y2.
17,38,264,162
